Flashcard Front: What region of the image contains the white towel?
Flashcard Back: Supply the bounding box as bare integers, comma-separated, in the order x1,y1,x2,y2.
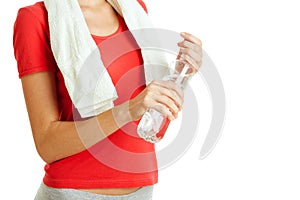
44,0,169,118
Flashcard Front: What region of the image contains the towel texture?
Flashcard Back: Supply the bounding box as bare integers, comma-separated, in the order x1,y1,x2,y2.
44,0,169,118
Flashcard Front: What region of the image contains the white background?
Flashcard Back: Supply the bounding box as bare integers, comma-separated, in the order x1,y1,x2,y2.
1,0,300,199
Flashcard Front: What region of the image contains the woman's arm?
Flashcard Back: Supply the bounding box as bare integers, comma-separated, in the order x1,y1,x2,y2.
178,32,203,72
22,71,183,164
21,71,130,163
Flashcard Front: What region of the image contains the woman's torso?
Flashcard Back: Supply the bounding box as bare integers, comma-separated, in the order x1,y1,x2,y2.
14,1,160,195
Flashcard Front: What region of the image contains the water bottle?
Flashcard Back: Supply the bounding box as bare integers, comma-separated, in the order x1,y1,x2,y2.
137,60,194,143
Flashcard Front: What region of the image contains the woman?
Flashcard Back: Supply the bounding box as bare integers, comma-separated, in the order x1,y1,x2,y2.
13,0,202,199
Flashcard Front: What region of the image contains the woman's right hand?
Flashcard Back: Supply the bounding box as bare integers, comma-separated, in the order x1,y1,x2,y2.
128,80,184,121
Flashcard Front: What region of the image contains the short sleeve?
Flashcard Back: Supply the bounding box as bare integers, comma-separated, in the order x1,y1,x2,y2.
137,0,148,13
13,5,56,78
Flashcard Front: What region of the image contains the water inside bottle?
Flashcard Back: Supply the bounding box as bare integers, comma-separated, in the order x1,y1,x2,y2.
137,60,194,143
137,108,165,143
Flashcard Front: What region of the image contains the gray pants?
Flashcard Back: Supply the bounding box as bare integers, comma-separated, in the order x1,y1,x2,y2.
34,183,153,200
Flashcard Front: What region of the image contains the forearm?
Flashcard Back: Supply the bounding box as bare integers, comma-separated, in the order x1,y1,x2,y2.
21,72,184,164
37,102,131,164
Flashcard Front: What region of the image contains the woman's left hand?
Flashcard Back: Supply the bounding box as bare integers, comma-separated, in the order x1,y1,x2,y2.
177,32,203,73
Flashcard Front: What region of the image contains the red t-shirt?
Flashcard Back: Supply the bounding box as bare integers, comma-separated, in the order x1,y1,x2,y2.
13,1,169,189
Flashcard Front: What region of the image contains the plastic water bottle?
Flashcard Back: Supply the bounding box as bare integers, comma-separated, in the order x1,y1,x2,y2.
137,60,194,143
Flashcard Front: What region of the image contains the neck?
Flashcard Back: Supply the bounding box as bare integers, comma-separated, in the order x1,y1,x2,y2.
78,0,107,7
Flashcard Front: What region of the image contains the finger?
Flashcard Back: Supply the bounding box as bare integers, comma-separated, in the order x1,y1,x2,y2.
152,80,184,103
149,81,183,108
149,84,183,115
180,32,202,46
187,54,202,72
152,104,175,121
154,94,180,116
176,51,183,61
178,40,202,54
157,86,183,110
180,47,202,63
178,42,202,58
179,48,202,70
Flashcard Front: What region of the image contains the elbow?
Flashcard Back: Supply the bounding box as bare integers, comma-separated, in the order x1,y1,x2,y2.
36,146,55,164
35,140,58,164
40,155,56,165
33,127,61,164
40,156,54,164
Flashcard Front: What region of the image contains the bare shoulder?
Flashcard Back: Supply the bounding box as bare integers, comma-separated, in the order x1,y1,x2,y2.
21,72,59,123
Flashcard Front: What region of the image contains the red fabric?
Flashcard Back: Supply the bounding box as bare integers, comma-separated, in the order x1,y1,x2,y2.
13,1,169,189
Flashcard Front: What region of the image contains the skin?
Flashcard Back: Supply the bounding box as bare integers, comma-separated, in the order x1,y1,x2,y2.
21,0,202,196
